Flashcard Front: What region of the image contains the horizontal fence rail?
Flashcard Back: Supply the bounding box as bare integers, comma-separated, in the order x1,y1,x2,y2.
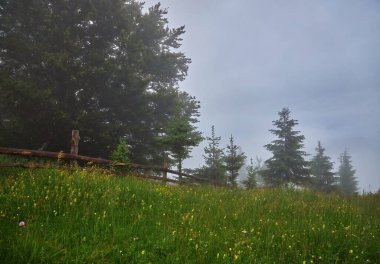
0,163,51,169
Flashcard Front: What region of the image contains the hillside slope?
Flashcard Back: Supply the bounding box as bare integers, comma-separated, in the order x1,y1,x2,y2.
0,168,379,263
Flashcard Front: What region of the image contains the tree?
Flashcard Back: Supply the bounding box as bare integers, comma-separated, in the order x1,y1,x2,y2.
310,141,337,193
0,1,195,164
200,126,226,185
158,103,202,178
224,135,246,187
263,107,310,187
111,138,130,164
149,89,201,165
243,158,257,189
338,150,358,195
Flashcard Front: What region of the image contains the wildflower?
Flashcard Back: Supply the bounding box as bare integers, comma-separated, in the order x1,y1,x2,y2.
349,249,353,254
18,220,25,228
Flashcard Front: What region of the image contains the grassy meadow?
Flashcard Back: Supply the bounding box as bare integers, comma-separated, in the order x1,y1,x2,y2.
0,168,379,263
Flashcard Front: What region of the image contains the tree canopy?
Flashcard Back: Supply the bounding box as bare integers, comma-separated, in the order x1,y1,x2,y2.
157,101,203,176
200,126,226,185
338,150,358,195
263,108,310,187
0,0,197,164
242,158,257,189
224,135,246,187
310,141,337,193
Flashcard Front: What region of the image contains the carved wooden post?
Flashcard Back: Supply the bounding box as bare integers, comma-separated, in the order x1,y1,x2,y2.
70,130,80,165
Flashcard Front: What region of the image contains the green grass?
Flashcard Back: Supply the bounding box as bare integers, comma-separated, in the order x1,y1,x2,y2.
0,168,379,263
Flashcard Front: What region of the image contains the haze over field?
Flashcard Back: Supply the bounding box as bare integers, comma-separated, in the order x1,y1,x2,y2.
144,0,380,192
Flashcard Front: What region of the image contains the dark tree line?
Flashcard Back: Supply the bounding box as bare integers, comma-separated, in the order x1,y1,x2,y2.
194,108,359,195
191,126,247,187
261,107,358,195
0,0,201,165
193,108,358,195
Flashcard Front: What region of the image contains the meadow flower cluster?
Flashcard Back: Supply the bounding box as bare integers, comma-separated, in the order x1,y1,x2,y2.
0,168,379,263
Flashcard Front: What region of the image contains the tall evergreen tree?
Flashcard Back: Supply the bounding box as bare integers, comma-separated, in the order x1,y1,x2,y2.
224,135,246,187
263,107,309,187
0,1,195,163
243,158,257,189
158,103,203,178
200,126,226,185
338,150,358,195
310,141,337,193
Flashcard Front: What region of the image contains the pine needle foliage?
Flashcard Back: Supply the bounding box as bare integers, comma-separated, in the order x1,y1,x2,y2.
111,138,130,164
201,126,226,185
263,108,310,187
338,150,358,195
158,105,203,176
224,135,246,187
310,141,337,193
243,158,258,189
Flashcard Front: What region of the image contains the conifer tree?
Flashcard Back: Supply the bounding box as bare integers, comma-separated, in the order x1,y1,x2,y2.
338,150,358,195
0,1,195,163
111,138,130,164
201,126,226,184
224,135,246,187
158,105,203,178
263,108,310,187
310,141,337,193
243,158,257,189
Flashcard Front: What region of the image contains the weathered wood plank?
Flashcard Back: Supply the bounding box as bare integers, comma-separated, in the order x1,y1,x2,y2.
0,163,51,169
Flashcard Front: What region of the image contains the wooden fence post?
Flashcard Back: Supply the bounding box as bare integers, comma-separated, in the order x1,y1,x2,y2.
71,130,80,166
163,158,168,181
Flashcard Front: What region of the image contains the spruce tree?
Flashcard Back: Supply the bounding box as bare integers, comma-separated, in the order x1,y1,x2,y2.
243,158,257,189
111,138,130,164
0,1,195,163
310,141,337,193
201,126,226,185
263,107,309,187
338,150,358,195
224,135,246,187
158,105,203,178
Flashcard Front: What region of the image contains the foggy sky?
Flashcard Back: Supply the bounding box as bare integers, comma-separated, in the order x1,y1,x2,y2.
144,0,380,192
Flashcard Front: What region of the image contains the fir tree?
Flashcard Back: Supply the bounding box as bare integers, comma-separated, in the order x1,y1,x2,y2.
158,105,203,178
310,141,337,193
243,158,257,189
338,150,358,195
263,108,310,187
0,1,195,162
201,126,226,185
224,135,246,187
111,138,130,164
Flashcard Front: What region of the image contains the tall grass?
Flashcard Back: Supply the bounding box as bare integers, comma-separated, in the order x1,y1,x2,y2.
0,168,379,263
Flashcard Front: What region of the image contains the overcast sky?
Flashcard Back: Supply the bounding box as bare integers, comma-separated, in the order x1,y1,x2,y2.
144,0,380,192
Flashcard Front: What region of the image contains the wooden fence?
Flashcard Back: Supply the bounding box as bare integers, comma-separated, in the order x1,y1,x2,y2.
0,138,212,185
